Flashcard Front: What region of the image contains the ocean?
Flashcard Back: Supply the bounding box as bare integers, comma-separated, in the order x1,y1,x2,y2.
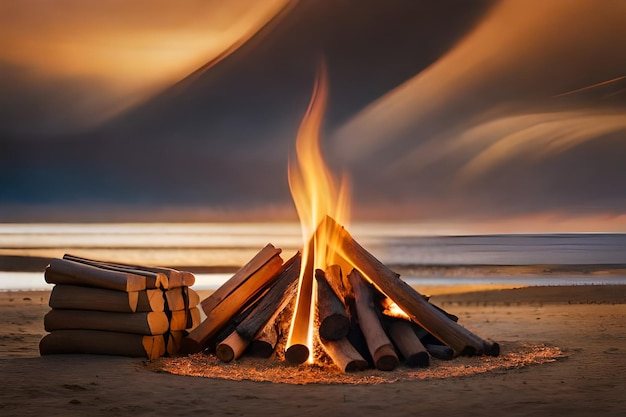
1,223,626,291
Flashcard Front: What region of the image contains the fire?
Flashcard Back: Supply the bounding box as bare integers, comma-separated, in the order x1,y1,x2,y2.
286,62,351,364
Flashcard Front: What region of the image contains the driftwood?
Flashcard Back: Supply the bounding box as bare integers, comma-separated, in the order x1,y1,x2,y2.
327,216,493,357
319,337,368,372
216,253,300,362
315,269,349,340
201,244,282,315
181,251,285,353
45,259,147,292
348,269,399,371
39,330,165,359
387,320,429,367
49,285,138,313
44,309,169,335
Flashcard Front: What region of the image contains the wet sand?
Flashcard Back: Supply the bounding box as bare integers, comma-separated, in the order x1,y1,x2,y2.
1,285,626,416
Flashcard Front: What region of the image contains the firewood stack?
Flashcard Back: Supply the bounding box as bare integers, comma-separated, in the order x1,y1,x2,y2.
39,255,201,359
182,217,499,373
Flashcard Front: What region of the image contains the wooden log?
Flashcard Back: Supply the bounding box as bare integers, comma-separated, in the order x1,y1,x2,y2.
169,307,201,331
327,216,490,356
166,331,185,356
181,251,285,353
319,337,368,372
164,287,199,311
49,285,138,313
201,243,282,315
315,269,349,341
425,344,454,360
387,320,429,367
61,254,167,289
39,330,165,359
324,264,347,304
216,253,300,362
44,309,169,335
348,269,399,371
45,259,147,292
136,289,165,312
248,320,278,358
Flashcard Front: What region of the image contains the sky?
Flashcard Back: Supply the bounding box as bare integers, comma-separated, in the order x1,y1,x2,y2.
1,0,625,232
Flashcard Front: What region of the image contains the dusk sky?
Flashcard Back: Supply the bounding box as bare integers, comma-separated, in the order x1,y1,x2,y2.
1,0,625,232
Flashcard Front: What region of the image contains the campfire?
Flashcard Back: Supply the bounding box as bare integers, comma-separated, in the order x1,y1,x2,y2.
180,65,499,372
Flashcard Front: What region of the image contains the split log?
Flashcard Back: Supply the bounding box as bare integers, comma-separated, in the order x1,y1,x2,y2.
216,253,300,362
49,285,138,313
39,330,165,359
315,269,349,341
387,320,429,367
164,287,200,312
60,255,167,289
348,269,399,371
201,243,282,315
44,309,169,335
319,337,368,372
45,259,147,292
166,331,185,356
181,251,285,353
136,289,165,312
327,216,492,356
169,307,201,331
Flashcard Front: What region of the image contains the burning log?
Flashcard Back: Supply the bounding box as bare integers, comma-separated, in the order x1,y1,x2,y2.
45,259,147,292
327,216,492,357
387,320,429,367
181,248,285,353
216,254,300,362
315,269,350,341
319,337,368,372
348,269,399,371
44,309,169,335
49,285,139,313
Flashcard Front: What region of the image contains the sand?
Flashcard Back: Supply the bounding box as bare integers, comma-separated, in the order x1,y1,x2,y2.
2,285,626,416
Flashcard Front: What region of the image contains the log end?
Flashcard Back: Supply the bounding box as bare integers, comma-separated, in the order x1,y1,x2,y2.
216,343,235,362
484,341,500,357
373,344,399,371
285,344,309,365
405,351,430,368
344,359,369,373
248,341,274,358
319,315,351,341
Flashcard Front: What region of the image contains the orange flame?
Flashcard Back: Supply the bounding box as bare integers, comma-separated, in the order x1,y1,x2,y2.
286,62,350,363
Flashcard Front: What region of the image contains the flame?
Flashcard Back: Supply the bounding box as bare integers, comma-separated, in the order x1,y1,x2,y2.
286,62,350,363
381,298,411,321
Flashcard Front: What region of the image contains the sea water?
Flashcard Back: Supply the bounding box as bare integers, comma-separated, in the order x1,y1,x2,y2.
1,223,626,291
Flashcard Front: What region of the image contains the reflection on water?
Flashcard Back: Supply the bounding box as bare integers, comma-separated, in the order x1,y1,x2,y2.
1,223,626,290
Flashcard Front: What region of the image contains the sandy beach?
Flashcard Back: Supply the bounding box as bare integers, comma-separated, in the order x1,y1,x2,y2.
1,285,625,417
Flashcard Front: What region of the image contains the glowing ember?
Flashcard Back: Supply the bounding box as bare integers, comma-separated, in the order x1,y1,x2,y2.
286,62,351,364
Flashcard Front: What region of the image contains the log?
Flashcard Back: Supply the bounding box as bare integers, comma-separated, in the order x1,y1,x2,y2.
186,307,201,330
60,254,168,289
169,307,200,331
319,337,368,372
348,269,399,371
45,259,146,292
166,331,185,356
44,309,169,335
164,287,200,312
201,243,282,315
324,264,347,304
327,216,491,356
136,289,165,312
387,320,429,367
216,253,300,362
39,330,165,359
181,252,285,353
425,344,454,360
248,321,278,358
315,269,349,341
49,285,138,313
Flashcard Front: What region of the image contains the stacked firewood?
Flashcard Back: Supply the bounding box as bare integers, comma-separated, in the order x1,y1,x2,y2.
39,255,201,359
182,218,499,372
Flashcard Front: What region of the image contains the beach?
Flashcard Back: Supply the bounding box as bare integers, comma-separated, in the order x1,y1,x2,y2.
2,285,626,417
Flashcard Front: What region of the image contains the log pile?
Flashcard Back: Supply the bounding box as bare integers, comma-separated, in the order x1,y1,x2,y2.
39,255,200,359
182,218,499,372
